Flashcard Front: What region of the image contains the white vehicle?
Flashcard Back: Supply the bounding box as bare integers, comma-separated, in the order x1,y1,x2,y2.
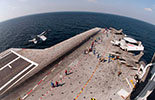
111,37,144,51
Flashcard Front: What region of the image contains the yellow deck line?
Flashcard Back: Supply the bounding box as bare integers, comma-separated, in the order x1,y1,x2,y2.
74,62,100,100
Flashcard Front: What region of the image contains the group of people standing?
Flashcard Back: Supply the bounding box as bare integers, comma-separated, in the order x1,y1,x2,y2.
50,70,68,88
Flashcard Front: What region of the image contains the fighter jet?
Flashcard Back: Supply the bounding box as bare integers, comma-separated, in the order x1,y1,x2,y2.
28,38,38,44
28,29,50,44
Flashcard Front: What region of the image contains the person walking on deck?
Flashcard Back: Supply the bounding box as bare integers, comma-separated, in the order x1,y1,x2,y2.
56,81,59,87
91,41,94,48
108,54,111,63
93,49,96,55
51,82,54,88
97,54,100,58
65,70,67,75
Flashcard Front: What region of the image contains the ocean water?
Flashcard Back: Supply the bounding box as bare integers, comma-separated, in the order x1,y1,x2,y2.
0,12,155,63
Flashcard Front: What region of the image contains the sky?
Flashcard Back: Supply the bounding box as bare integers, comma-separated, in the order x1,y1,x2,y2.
0,0,155,25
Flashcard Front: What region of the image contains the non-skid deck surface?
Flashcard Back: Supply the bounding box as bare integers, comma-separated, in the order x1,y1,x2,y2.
25,29,137,100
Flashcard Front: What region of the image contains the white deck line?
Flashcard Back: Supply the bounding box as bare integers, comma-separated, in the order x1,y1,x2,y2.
42,75,48,81
0,63,38,94
22,94,28,100
51,68,56,72
0,50,39,94
125,78,132,90
0,63,34,91
8,64,12,69
11,50,38,66
32,84,38,90
0,56,20,71
0,51,11,59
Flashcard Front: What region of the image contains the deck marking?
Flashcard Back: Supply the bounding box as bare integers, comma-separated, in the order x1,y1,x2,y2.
11,50,38,66
42,75,48,81
0,56,20,71
8,64,12,69
32,85,38,90
21,59,64,100
1,50,38,94
130,80,135,88
0,51,12,59
1,64,36,95
125,78,132,89
51,68,56,72
22,94,28,100
74,62,100,100
37,80,43,85
27,89,32,95
0,63,34,91
0,51,38,99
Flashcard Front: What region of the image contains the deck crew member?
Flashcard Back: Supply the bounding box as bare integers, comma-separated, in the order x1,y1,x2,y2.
51,82,54,88
56,81,59,87
65,70,67,75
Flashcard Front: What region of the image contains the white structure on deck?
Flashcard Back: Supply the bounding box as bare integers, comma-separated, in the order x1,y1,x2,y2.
111,36,144,51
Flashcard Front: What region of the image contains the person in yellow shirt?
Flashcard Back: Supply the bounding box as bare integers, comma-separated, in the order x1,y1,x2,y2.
90,98,97,100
